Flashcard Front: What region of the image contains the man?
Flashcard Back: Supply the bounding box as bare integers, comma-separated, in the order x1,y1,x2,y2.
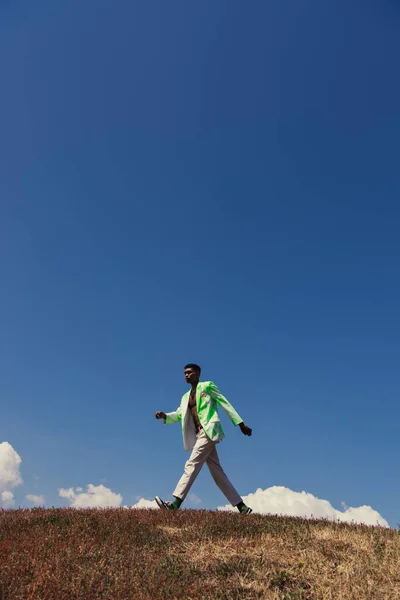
154,364,253,514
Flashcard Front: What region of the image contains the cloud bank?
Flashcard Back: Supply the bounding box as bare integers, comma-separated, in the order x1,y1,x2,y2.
58,484,122,508
217,486,389,527
0,442,23,507
1,490,15,508
0,439,388,526
130,497,158,509
188,493,201,505
26,494,45,506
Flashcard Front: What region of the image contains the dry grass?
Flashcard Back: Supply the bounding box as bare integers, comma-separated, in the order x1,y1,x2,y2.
0,507,398,599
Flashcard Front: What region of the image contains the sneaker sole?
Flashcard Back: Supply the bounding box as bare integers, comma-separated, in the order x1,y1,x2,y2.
155,496,167,509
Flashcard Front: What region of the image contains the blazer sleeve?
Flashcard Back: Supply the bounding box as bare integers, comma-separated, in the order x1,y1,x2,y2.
207,381,243,426
164,405,182,424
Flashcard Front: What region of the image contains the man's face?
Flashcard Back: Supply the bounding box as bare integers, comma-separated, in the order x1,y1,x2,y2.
184,367,200,385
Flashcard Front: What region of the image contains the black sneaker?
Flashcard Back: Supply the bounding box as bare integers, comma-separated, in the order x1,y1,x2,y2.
155,496,176,510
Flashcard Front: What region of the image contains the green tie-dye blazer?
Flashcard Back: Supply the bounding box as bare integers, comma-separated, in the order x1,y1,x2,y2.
164,381,243,451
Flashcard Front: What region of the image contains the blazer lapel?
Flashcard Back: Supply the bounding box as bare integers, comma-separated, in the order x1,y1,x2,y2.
181,390,190,420
195,382,202,409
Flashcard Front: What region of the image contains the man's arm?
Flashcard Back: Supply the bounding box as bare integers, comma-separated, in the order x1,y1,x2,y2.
207,382,252,436
155,406,182,424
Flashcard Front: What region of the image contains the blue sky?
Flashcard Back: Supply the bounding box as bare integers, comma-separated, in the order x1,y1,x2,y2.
1,0,399,526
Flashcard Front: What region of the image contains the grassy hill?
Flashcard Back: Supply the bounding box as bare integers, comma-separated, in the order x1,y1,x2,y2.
0,507,398,599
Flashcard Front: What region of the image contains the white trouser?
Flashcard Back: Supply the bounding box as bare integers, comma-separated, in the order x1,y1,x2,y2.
173,429,242,506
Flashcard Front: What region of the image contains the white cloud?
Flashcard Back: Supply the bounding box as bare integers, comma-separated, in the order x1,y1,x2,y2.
1,491,15,508
217,486,389,527
0,442,23,506
0,442,23,490
58,484,122,508
338,505,388,526
188,493,201,505
130,497,158,509
26,494,45,506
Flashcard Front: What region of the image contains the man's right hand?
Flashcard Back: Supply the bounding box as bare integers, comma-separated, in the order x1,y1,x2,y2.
155,411,166,420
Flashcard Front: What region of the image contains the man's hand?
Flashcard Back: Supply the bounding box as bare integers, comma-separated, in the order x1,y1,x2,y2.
239,422,252,436
155,411,167,420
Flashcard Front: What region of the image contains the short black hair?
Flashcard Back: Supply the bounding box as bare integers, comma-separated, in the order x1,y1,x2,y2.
184,363,201,375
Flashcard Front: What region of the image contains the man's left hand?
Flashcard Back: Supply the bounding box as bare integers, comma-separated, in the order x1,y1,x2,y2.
239,422,252,436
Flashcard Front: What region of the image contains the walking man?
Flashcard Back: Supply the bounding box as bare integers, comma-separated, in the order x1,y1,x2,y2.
155,364,253,513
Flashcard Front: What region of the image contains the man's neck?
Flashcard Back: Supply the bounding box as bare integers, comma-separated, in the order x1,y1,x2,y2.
191,382,198,392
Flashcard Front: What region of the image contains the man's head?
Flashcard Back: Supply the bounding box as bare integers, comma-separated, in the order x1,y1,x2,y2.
184,363,201,385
